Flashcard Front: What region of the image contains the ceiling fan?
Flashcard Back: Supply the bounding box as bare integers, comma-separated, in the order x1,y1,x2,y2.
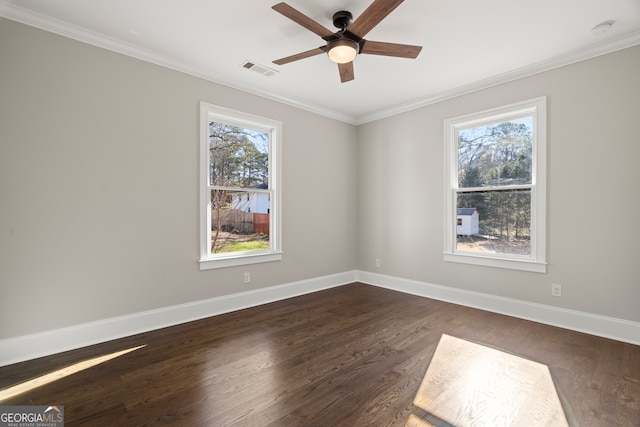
271,0,422,83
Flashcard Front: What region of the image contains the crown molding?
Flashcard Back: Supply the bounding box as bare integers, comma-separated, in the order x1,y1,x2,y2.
355,30,640,124
2,1,639,126
0,2,359,125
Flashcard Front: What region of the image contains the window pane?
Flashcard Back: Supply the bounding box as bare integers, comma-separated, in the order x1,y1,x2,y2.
200,102,281,269
208,122,268,188
458,118,532,188
456,189,531,256
210,189,270,254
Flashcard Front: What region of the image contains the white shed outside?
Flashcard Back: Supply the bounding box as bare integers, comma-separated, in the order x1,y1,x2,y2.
457,208,479,236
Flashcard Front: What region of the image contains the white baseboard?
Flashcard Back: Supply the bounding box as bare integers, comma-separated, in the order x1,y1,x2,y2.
2,270,638,367
0,271,357,367
357,270,640,346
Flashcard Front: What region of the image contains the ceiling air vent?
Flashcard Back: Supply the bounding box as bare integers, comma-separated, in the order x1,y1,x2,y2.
241,61,279,77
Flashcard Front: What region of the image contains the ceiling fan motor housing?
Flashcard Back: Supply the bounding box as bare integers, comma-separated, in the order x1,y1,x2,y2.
333,11,353,30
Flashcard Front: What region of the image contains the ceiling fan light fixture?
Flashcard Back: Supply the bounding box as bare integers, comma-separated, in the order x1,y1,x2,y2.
327,39,359,64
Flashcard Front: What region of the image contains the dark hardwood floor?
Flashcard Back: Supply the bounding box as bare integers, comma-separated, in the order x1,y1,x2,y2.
1,283,638,426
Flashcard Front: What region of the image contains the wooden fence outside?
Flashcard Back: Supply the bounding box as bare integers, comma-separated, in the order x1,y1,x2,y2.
212,209,270,235
253,213,270,235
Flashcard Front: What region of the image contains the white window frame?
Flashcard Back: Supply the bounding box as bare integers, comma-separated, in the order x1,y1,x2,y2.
443,97,547,273
199,102,282,270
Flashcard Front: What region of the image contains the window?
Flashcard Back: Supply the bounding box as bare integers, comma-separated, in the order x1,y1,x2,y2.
443,97,547,272
199,102,282,270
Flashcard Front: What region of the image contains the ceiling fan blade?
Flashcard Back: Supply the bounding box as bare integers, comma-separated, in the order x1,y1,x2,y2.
273,47,326,65
361,40,422,58
272,2,334,38
338,62,354,83
348,0,405,38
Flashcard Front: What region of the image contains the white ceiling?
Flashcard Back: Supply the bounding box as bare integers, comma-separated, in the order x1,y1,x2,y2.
2,0,640,124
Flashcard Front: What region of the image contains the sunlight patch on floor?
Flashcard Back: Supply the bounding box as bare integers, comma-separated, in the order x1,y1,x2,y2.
408,335,569,426
0,345,146,402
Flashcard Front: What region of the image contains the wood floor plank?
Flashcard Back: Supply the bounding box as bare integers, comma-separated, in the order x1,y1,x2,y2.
0,283,638,426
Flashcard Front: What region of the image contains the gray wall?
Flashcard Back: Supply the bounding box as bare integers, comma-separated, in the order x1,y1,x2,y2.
0,19,358,339
1,17,639,342
358,45,640,322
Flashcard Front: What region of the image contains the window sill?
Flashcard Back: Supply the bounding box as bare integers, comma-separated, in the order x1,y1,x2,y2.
444,253,547,273
199,251,283,270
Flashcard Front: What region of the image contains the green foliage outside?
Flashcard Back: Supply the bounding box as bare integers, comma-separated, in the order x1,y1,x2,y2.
457,119,533,246
217,239,270,253
208,121,270,254
209,121,268,188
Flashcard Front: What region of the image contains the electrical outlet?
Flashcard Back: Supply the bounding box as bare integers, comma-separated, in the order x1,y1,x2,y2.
375,258,381,268
243,272,251,284
551,283,562,297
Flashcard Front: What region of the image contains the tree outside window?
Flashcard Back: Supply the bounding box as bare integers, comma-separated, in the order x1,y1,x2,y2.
199,103,282,270
444,98,547,273
457,118,532,255
208,121,269,254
